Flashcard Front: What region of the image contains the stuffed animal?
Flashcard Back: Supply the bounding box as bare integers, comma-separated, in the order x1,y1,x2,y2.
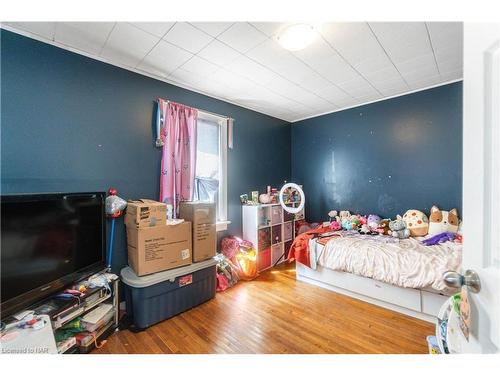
403,209,429,237
376,219,391,235
342,216,360,230
421,232,457,246
367,214,381,231
358,223,372,235
357,215,367,225
339,210,351,221
330,221,341,231
389,215,411,239
428,206,459,236
328,210,340,223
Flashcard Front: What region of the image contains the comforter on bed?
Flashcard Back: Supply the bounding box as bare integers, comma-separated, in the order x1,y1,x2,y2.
316,232,462,292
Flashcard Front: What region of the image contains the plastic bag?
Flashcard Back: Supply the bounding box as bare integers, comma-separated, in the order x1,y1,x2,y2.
221,236,253,259
234,247,258,280
105,194,127,217
220,236,258,281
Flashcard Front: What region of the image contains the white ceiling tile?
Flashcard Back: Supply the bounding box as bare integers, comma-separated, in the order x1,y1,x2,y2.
5,22,56,40
293,70,332,92
322,23,386,64
130,22,175,37
137,40,193,77
217,22,268,53
293,37,336,63
364,66,405,86
190,22,234,37
197,39,241,67
316,85,352,103
168,68,204,86
54,22,114,55
371,78,408,96
101,23,159,67
369,22,433,63
250,22,287,37
408,74,443,90
426,22,463,52
337,76,379,98
180,56,219,76
225,55,278,85
314,53,361,84
163,22,213,54
246,39,292,71
440,69,463,81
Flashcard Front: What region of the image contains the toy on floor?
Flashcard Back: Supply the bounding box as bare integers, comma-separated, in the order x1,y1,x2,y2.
403,209,429,237
388,215,411,239
428,206,460,235
421,232,457,246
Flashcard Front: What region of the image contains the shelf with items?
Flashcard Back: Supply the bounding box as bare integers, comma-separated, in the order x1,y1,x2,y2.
243,203,303,272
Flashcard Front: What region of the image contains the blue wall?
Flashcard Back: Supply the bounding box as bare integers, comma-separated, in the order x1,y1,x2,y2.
0,30,291,273
292,82,463,223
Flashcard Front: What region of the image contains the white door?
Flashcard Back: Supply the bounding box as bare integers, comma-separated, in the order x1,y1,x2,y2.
462,22,500,353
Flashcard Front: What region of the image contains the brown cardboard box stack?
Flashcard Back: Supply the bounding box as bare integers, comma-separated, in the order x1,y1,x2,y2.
125,199,192,276
179,202,217,263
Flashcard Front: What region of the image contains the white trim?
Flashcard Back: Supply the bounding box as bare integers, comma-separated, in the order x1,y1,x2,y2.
218,118,228,223
291,78,464,123
216,220,231,232
0,24,290,122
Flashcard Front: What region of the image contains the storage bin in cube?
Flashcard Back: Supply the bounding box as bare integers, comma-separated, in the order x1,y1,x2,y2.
272,243,284,265
257,247,271,271
271,224,282,244
271,206,283,224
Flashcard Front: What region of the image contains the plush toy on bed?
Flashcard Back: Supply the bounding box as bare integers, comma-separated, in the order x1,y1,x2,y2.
403,209,429,237
388,215,411,239
330,221,342,231
377,219,391,235
367,214,381,231
428,206,460,236
328,210,340,223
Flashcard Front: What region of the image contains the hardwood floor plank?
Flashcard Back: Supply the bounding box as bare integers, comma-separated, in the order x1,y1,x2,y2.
93,262,434,354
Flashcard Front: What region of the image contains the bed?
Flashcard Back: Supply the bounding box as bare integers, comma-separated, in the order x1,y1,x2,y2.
293,231,462,322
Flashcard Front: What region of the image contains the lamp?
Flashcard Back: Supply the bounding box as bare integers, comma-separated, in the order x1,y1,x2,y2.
276,24,318,51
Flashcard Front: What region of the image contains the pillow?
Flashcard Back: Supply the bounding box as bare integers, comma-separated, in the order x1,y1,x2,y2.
428,205,459,236
403,209,429,237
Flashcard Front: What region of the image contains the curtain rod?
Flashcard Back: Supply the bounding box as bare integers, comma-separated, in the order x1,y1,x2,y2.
159,98,232,121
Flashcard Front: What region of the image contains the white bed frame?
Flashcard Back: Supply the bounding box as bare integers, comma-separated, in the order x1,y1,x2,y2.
295,246,449,323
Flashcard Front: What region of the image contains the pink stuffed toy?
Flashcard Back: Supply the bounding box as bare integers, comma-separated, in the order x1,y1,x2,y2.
330,221,341,231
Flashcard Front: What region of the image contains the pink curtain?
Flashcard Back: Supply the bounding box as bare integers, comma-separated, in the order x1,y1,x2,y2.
158,99,198,218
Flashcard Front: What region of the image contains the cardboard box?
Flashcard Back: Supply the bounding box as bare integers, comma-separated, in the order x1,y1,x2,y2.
125,199,166,228
126,222,192,276
179,202,216,262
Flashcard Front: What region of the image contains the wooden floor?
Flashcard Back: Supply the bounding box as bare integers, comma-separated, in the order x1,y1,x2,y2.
94,262,434,354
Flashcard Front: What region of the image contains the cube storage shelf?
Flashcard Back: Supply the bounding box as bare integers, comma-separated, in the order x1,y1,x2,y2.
242,203,303,272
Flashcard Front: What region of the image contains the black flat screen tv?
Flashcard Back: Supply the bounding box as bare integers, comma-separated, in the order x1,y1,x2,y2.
1,192,106,318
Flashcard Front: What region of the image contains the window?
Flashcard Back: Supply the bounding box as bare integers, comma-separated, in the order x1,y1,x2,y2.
194,111,229,231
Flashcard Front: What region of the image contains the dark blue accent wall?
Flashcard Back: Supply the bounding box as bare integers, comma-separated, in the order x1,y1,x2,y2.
291,82,463,223
1,30,291,273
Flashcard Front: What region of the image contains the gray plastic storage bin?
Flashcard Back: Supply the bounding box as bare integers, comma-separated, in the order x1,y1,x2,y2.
121,258,217,329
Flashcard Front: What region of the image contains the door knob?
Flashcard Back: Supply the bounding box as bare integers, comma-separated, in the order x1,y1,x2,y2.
443,269,481,293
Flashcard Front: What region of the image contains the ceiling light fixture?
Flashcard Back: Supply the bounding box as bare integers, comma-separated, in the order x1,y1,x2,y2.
276,23,318,51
